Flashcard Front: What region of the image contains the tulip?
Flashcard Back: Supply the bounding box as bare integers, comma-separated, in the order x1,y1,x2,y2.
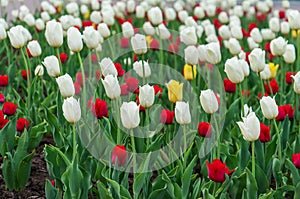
131,34,147,55
0,23,6,40
165,8,176,21
204,24,216,37
183,64,197,81
156,24,170,40
178,10,188,23
34,65,44,77
67,27,83,52
237,111,260,142
35,18,45,31
0,110,9,129
292,72,300,94
288,10,300,30
120,101,140,129
260,96,279,119
197,45,207,62
42,55,60,77
136,5,145,18
16,118,30,132
139,84,155,108
184,46,198,65
206,159,234,183
200,89,219,114
194,6,205,19
101,75,121,99
205,42,221,64
250,28,262,43
127,0,135,13
270,37,287,56
261,29,275,40
175,101,191,125
180,27,197,46
93,98,108,119
0,75,8,87
224,78,236,93
7,25,27,48
83,26,101,49
122,22,134,38
228,38,241,55
260,65,271,80
280,21,290,35
269,17,280,33
143,22,155,36
160,109,174,124
247,37,259,50
218,25,231,40
269,63,279,79
133,60,151,78
125,77,139,92
198,122,211,137
27,40,42,57
283,44,296,64
56,73,75,98
292,153,300,169
264,79,279,95
148,7,163,26
99,57,118,77
45,20,63,48
224,57,245,84
230,25,243,40
249,48,265,73
62,97,81,123
167,80,183,103
90,11,102,24
218,12,229,24
97,23,110,38
3,102,17,116
111,145,128,166
259,123,271,142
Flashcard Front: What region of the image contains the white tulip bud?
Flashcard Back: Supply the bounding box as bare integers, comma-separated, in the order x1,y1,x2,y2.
27,40,42,57
120,101,140,129
56,73,75,98
131,34,147,55
43,55,60,77
101,75,121,99
283,44,296,64
175,101,191,124
139,84,155,108
62,97,81,123
200,89,219,114
133,60,151,78
260,96,278,120
249,48,266,72
270,36,287,56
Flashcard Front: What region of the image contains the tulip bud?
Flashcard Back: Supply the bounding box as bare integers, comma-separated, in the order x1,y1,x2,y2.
167,80,183,103
205,42,221,64
8,25,27,48
183,64,197,81
45,20,63,48
111,145,127,166
228,38,241,55
218,11,229,24
270,36,287,56
34,65,44,77
249,48,266,72
99,57,118,77
122,22,134,38
260,96,279,119
139,84,155,108
175,101,191,125
133,60,151,78
56,73,75,98
97,23,110,38
27,40,42,57
230,25,243,40
281,21,290,35
165,8,176,21
160,109,174,124
205,4,216,17
260,64,271,80
0,23,6,40
218,25,231,40
197,45,207,62
16,118,30,132
35,18,45,31
184,46,198,65
148,7,163,26
62,97,81,123
224,57,245,83
261,29,275,40
136,5,145,18
269,17,280,33
194,6,205,19
180,27,197,46
292,72,300,94
247,37,259,50
143,22,155,36
67,27,83,52
83,26,101,49
237,111,260,142
156,23,170,40
127,0,135,13
101,75,121,99
250,28,263,43
206,159,234,183
200,89,219,114
178,10,188,23
120,101,140,129
42,55,60,77
283,44,296,64
131,34,147,55
288,10,300,30
198,122,211,137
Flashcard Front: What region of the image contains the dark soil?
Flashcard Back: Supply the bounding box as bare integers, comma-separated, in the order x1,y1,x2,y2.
0,135,55,199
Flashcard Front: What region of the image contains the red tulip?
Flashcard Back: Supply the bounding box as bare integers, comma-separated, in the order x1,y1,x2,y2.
93,98,109,119
276,106,286,121
96,70,101,81
114,63,125,77
264,42,271,52
0,75,8,87
21,70,30,80
120,37,130,48
198,122,211,137
2,102,18,116
16,118,30,132
292,153,300,169
76,72,86,86
224,78,236,93
136,95,145,112
248,22,257,32
91,54,98,63
0,94,5,103
160,109,174,124
264,79,279,95
153,85,163,97
125,77,139,92
82,20,93,28
276,105,294,121
150,39,159,50
286,72,296,84
259,123,271,142
120,84,130,96
26,48,32,58
284,104,294,119
111,145,127,166
74,82,81,95
0,110,9,129
206,159,234,183
59,53,68,64
168,43,179,54
279,10,285,19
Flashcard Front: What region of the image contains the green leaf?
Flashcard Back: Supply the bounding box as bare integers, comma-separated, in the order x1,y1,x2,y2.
255,164,269,195
272,158,282,188
106,178,131,199
96,181,113,199
246,168,257,199
238,140,250,170
45,179,61,199
148,184,167,199
16,151,35,189
133,172,151,198
281,117,290,150
202,188,214,199
286,159,300,186
2,153,15,191
294,181,300,199
182,156,197,199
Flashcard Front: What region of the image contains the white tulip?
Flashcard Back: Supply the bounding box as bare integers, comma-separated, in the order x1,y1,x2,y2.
148,7,162,25
83,26,101,49
292,72,300,94
204,24,216,36
27,40,42,57
288,10,300,30
136,5,145,18
60,15,76,31
218,25,231,40
194,6,205,19
250,28,263,43
43,55,60,77
178,10,188,23
0,23,6,40
34,65,44,77
122,22,134,38
90,11,102,24
281,21,290,35
197,45,207,62
224,57,245,83
97,23,110,38
101,75,121,99
200,89,219,114
35,18,45,31
205,42,221,64
185,17,197,27
205,4,216,17
231,25,243,40
175,101,191,124
143,22,155,36
269,17,280,33
260,64,271,80
45,20,63,48
247,37,259,50
131,34,147,55
67,27,83,52
237,111,260,142
127,0,135,13
56,73,75,98
180,27,197,46
270,36,287,56
99,57,118,77
283,44,296,64
133,60,151,78
139,84,155,108
260,96,278,119
184,46,198,65
7,25,27,48
218,11,229,24
249,48,265,72
23,13,35,26
120,101,140,129
228,38,241,55
240,59,250,77
156,23,170,40
41,11,50,22
62,97,81,123
165,8,176,21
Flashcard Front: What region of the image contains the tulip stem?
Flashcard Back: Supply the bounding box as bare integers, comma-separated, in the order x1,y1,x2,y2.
21,47,31,117
72,124,77,162
273,119,281,160
214,115,220,159
259,73,264,96
146,108,150,147
4,39,11,66
142,54,146,85
183,125,187,168
252,141,255,177
55,47,62,73
77,52,87,115
130,129,136,153
88,49,92,80
239,83,244,117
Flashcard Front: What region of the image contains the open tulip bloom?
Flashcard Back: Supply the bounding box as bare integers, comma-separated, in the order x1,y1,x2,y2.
2,1,300,198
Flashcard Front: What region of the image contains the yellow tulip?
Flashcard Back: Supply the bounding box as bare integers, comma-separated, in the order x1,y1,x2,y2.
56,5,63,13
268,62,279,79
183,64,197,80
146,36,153,47
84,10,91,19
167,80,183,103
292,30,297,38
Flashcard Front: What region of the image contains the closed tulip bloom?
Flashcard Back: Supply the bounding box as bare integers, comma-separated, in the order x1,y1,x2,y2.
120,101,140,129
62,97,81,123
292,72,300,94
218,25,231,40
250,28,263,43
0,23,6,40
122,22,134,38
270,37,287,56
184,46,198,65
97,23,110,38
228,38,241,55
99,57,118,77
8,26,27,48
175,101,191,124
260,96,279,119
200,89,219,114
268,63,279,79
167,80,183,103
180,27,197,46
45,20,63,48
43,55,60,77
269,17,280,33
101,75,121,99
197,45,207,62
283,44,296,64
224,57,245,84
281,21,290,35
111,145,127,166
143,22,155,36
34,65,44,77
156,24,170,40
67,27,83,52
56,73,75,98
83,27,101,49
90,11,102,24
247,37,259,50
3,102,17,116
260,64,271,80
23,13,35,27
136,5,145,18
165,8,176,21
131,34,147,55
133,60,151,78
194,6,205,19
27,40,42,57
35,18,45,31
218,11,229,24
288,10,300,30
261,29,275,40
231,25,243,40
139,84,155,108
206,159,234,183
127,0,135,13
148,7,163,26
206,42,221,64
237,111,260,142
249,48,265,72
183,64,197,81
